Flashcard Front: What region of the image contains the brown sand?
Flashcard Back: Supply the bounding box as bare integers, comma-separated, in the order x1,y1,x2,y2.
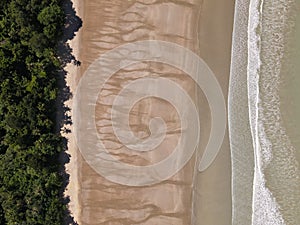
192,0,235,224
65,0,235,224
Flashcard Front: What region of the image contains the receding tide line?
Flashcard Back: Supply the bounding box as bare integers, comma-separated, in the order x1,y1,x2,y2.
247,0,285,222
248,0,300,224
230,0,300,224
228,0,254,224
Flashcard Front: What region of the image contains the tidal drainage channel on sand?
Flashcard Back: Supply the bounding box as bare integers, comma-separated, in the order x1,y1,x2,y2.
73,40,226,186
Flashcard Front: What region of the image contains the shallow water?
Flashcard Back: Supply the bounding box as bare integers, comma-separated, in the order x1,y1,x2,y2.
280,5,300,164
230,0,300,224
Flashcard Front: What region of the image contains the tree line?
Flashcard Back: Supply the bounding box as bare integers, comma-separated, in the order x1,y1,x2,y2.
0,0,69,224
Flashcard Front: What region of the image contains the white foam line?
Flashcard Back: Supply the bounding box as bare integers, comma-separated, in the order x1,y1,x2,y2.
247,0,285,224
230,0,300,223
228,0,254,224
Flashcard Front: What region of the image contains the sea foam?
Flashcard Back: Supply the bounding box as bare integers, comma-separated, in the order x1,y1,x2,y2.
229,0,300,224
228,0,254,224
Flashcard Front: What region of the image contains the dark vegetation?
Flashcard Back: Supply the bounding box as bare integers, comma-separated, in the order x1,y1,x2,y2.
0,0,81,224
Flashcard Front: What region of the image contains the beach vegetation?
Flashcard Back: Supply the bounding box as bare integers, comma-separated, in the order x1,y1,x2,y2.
0,0,68,224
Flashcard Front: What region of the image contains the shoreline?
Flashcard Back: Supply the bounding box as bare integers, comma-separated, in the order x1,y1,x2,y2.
228,0,254,224
192,0,235,224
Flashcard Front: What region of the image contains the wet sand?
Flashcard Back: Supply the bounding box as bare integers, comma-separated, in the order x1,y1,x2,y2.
192,0,235,224
66,0,235,224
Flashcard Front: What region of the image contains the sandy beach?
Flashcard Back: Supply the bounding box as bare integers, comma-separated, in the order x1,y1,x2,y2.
192,0,235,224
65,0,235,224
63,0,83,222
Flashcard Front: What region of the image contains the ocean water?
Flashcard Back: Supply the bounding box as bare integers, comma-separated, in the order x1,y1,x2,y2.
229,0,300,224
228,0,254,223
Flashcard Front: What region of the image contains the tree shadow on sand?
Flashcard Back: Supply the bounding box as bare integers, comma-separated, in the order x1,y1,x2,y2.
56,0,82,224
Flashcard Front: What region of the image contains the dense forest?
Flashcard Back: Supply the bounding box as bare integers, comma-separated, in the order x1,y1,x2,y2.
0,0,74,224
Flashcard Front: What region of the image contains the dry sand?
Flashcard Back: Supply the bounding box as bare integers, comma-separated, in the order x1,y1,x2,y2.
63,0,83,222
65,0,235,224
